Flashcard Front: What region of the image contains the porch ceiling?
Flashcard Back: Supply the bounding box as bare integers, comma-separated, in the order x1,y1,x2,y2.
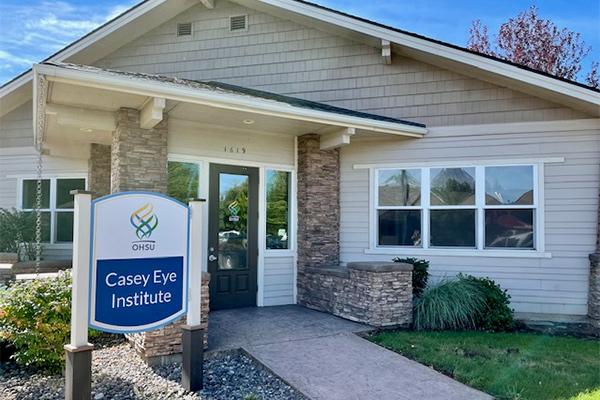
35,62,427,151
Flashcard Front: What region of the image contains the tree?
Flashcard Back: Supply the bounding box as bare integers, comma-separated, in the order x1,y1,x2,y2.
467,6,599,88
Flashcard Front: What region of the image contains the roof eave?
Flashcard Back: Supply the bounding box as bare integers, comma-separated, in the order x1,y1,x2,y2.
33,63,427,138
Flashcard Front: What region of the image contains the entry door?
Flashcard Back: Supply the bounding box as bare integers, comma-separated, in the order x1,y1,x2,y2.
208,164,259,310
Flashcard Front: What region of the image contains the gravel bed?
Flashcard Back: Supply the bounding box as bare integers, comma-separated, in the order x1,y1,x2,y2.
0,335,308,400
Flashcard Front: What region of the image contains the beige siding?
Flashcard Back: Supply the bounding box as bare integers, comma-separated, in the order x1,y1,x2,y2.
95,0,592,127
0,102,33,148
263,255,295,306
339,119,600,317
168,119,295,165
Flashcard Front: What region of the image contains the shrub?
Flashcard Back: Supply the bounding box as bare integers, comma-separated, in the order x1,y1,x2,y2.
463,275,515,332
393,257,429,297
413,276,486,331
0,270,96,372
0,207,41,261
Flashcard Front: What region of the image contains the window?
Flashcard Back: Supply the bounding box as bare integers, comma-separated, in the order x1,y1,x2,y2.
266,170,291,250
167,161,200,204
21,178,86,243
375,165,536,251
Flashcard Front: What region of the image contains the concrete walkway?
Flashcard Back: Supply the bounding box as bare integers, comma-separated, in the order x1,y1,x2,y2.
208,305,492,400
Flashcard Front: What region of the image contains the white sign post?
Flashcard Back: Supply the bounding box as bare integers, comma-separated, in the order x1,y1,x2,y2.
65,190,94,400
182,199,205,391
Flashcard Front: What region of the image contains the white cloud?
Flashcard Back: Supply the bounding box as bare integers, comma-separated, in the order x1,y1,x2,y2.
0,0,138,85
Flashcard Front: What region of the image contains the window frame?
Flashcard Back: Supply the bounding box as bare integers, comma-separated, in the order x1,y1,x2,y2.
18,175,87,245
365,160,551,258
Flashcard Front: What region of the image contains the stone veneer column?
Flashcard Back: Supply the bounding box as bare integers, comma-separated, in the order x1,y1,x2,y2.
588,188,600,327
297,134,340,271
111,108,168,194
88,143,111,197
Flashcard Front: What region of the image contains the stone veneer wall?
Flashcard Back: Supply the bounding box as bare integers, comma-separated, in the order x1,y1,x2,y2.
126,272,210,364
298,262,413,327
111,108,168,194
296,134,340,270
88,143,111,197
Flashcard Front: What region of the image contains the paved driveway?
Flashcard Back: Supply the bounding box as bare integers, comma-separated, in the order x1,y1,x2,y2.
208,306,492,400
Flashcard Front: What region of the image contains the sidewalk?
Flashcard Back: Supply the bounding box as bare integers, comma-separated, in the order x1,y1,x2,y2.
208,305,492,400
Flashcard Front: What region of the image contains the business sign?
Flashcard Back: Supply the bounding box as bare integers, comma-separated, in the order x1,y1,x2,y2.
89,192,189,333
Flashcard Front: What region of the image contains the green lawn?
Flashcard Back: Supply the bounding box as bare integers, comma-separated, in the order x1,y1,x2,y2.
369,331,600,400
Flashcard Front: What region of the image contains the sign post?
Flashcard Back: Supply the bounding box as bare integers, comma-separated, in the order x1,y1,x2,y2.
182,199,205,391
65,190,94,400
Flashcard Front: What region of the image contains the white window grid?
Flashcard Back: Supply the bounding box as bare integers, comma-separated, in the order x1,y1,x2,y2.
374,164,538,251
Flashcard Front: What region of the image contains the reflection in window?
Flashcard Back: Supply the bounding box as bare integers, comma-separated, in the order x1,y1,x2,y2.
485,166,533,205
167,161,200,204
430,168,475,206
378,210,422,246
430,210,476,247
485,209,534,249
266,170,290,249
378,169,421,206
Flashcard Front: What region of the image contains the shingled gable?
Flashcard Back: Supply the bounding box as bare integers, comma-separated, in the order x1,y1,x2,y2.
1,0,598,118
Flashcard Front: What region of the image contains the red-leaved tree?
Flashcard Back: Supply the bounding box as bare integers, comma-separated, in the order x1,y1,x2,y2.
467,6,599,88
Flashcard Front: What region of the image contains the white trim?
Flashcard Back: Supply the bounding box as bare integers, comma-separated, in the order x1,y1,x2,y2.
364,248,552,259
354,157,565,170
257,166,266,307
292,136,298,304
33,63,427,138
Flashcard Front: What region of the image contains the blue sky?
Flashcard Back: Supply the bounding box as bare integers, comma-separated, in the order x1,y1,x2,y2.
1,0,598,85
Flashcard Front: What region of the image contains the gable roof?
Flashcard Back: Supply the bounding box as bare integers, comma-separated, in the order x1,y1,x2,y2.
2,0,599,118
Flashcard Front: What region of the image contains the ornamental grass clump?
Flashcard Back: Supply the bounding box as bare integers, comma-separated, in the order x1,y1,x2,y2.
0,271,72,373
413,276,486,331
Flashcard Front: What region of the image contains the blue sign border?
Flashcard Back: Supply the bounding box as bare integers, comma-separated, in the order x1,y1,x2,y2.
88,191,190,333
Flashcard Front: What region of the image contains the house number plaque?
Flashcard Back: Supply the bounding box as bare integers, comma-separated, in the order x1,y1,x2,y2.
224,146,247,154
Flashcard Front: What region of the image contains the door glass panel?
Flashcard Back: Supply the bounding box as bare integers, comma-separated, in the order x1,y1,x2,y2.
218,173,249,270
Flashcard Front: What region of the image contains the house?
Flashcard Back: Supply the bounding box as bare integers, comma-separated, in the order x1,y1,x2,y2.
1,0,599,333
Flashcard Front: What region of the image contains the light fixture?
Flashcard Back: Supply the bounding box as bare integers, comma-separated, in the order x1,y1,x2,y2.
242,119,255,125
80,127,93,133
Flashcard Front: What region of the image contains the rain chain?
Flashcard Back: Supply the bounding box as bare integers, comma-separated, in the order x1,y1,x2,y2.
34,75,46,274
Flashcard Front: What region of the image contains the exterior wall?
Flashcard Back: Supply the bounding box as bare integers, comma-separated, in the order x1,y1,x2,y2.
0,146,88,260
95,0,592,127
263,256,295,306
0,102,33,148
339,119,600,317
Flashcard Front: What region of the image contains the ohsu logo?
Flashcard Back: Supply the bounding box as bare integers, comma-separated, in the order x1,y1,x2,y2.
130,203,158,251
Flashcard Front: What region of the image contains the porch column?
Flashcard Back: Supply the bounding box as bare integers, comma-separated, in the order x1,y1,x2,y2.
296,133,340,271
111,108,168,194
88,144,111,197
588,189,600,327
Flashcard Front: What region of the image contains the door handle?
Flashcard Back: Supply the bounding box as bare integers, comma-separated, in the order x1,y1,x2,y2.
208,255,217,262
